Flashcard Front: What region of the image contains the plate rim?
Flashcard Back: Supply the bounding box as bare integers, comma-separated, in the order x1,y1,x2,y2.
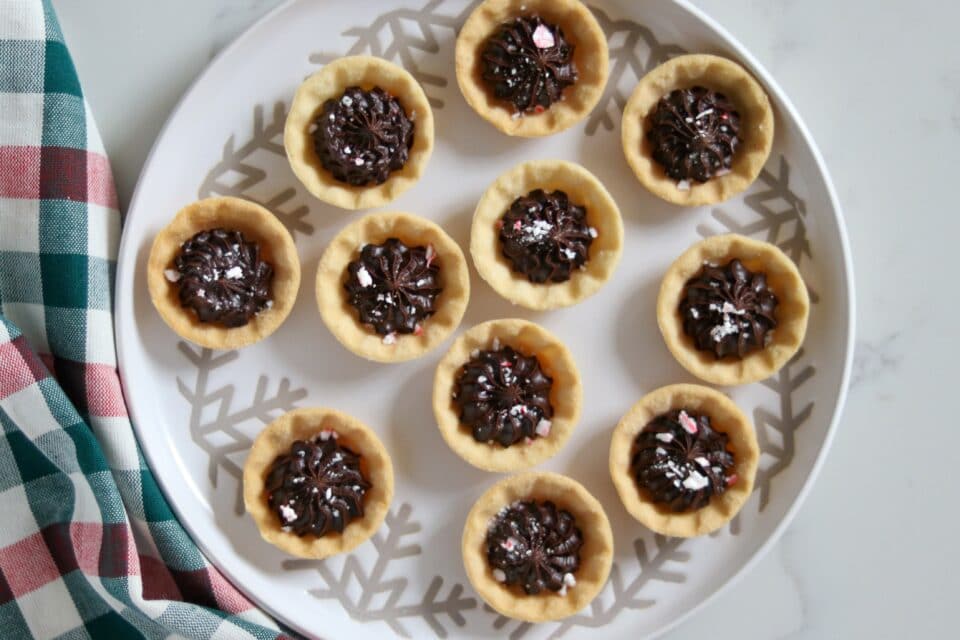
113,1,856,638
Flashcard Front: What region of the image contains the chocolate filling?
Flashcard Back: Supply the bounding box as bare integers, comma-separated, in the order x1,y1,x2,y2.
498,189,595,283
312,86,414,186
344,238,442,338
265,434,370,537
481,15,577,113
631,409,735,512
453,344,553,447
647,87,741,183
679,258,778,359
486,500,582,595
171,228,273,328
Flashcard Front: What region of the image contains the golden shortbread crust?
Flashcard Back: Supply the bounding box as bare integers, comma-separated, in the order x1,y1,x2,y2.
609,384,759,537
455,0,609,137
284,56,434,210
146,196,300,350
433,319,581,472
462,472,613,621
622,54,774,206
243,407,394,559
657,234,809,386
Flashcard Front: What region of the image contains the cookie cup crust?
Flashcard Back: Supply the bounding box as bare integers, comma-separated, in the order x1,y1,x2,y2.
462,472,613,622
433,319,581,472
146,196,300,350
284,55,434,210
243,407,394,559
609,384,759,537
470,160,623,310
455,0,609,137
316,212,470,363
657,234,809,386
622,54,774,206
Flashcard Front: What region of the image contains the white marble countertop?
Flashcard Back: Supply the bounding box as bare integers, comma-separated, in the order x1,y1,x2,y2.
51,0,957,637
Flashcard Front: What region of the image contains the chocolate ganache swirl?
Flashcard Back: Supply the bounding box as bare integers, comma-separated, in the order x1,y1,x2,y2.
453,344,553,447
647,86,741,183
481,15,578,113
498,189,595,283
679,258,778,359
312,86,414,186
265,433,370,537
171,228,273,327
486,500,582,595
344,238,442,339
632,409,735,512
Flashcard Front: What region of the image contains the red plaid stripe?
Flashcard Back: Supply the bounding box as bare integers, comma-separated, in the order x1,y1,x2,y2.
0,532,61,602
0,146,41,199
0,335,49,399
85,151,117,210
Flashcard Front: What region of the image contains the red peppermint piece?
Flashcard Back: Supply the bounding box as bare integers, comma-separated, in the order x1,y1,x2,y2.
425,243,437,267
531,24,556,49
726,474,738,487
678,410,698,434
414,324,424,336
534,105,545,114
513,219,522,231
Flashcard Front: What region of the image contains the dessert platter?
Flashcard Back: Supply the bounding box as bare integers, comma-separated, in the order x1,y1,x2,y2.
115,0,853,638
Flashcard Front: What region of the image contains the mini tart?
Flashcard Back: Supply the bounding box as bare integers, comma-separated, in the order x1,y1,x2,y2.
622,54,774,206
455,0,609,137
284,55,434,210
609,384,759,537
243,407,394,559
462,472,613,622
146,196,300,350
657,234,809,385
471,160,623,310
433,319,581,472
316,212,470,363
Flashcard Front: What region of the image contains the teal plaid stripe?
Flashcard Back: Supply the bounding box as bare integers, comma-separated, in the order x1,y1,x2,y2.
0,1,291,638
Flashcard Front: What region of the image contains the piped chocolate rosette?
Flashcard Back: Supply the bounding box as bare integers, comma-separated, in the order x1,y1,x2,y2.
453,340,554,447
264,431,370,537
480,15,578,115
497,189,596,284
485,500,582,595
343,238,442,344
166,228,274,328
679,258,778,360
312,86,415,187
647,86,741,191
631,409,735,512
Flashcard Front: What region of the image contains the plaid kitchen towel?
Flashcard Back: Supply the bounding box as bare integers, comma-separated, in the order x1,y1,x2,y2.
0,1,294,638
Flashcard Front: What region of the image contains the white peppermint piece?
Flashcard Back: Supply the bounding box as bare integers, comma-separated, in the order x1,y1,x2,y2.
341,95,353,106
535,418,552,437
710,314,739,342
264,299,273,309
655,432,674,443
382,332,397,345
325,487,333,501
492,568,507,582
562,248,577,261
531,24,555,49
695,456,710,468
563,573,577,587
356,265,373,287
354,157,365,166
721,301,746,315
677,180,691,191
501,537,518,551
279,504,298,523
425,243,437,264
224,266,244,279
682,470,710,491
318,429,338,441
588,227,598,238
164,269,180,283
492,337,501,351
655,447,667,456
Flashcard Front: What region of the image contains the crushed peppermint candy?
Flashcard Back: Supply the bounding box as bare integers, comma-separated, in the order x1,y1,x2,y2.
501,536,518,551
682,470,709,491
356,265,373,287
694,456,710,468
278,503,298,523
678,411,699,434
492,568,507,582
677,179,691,191
425,243,437,266
535,418,552,437
531,24,556,49
382,332,397,345
655,432,674,443
318,429,338,441
588,227,598,238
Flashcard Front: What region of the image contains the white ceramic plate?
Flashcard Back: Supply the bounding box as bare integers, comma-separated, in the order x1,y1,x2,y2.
115,1,854,638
